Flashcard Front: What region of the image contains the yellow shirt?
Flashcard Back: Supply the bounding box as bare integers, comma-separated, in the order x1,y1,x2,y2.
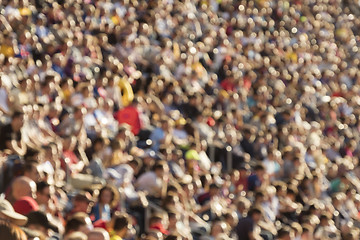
110,230,122,240
110,236,122,240
0,45,14,57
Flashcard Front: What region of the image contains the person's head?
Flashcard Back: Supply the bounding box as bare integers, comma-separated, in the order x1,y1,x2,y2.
72,191,93,214
92,137,105,152
97,186,115,206
223,211,239,228
36,181,51,206
236,197,251,215
160,117,171,131
209,183,221,197
319,213,330,226
301,224,313,240
254,191,265,204
149,213,169,236
26,211,58,236
23,162,41,182
153,161,167,178
162,194,180,210
238,164,250,178
24,148,41,163
0,219,27,240
11,111,25,131
87,228,110,240
111,212,132,237
277,227,294,240
167,211,179,230
254,164,265,175
248,207,262,223
11,176,37,201
65,212,93,235
210,221,228,237
73,106,86,120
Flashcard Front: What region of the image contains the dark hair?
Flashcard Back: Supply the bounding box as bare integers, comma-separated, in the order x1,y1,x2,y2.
277,227,291,238
12,111,24,119
209,183,221,190
0,219,27,240
36,181,50,193
98,185,115,205
65,216,88,234
24,149,40,161
92,137,105,146
254,164,265,171
113,213,130,231
23,161,37,175
153,162,165,171
248,207,262,217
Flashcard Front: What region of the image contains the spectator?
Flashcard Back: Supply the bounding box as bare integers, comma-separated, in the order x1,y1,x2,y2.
0,198,28,226
88,228,110,240
65,212,93,237
109,212,132,240
1,0,360,239
0,219,27,240
0,111,26,156
13,196,39,215
91,185,117,222
26,211,59,238
135,161,168,199
235,207,263,240
6,176,36,205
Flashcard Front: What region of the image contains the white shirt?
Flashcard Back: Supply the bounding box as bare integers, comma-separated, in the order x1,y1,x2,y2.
136,171,161,194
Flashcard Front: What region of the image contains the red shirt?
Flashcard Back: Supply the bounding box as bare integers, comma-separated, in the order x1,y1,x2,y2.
115,106,141,135
61,150,79,171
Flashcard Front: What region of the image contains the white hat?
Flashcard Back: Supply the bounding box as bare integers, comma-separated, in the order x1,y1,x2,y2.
0,198,28,226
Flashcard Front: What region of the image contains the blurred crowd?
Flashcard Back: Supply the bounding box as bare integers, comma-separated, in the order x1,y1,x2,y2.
1,0,360,239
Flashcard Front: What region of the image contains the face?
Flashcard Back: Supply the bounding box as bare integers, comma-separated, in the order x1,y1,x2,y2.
27,165,41,182
211,222,225,237
100,189,113,204
155,168,164,178
13,115,25,130
73,200,90,213
252,213,262,223
37,186,51,205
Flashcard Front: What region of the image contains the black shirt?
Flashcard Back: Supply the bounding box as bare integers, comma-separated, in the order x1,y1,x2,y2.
0,124,21,151
235,217,255,240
